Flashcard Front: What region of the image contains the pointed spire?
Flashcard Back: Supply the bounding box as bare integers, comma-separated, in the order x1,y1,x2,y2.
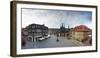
62,23,64,27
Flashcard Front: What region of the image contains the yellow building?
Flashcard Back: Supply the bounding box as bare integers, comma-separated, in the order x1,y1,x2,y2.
71,25,92,42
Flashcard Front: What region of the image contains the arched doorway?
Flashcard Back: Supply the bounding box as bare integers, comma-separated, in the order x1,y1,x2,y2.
27,36,33,42
27,36,38,42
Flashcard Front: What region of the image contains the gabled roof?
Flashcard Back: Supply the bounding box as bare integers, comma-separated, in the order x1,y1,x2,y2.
73,25,91,32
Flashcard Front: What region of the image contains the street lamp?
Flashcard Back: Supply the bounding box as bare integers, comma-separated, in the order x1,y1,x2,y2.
56,33,59,42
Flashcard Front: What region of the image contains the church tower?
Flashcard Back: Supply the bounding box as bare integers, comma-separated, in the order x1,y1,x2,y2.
60,23,66,37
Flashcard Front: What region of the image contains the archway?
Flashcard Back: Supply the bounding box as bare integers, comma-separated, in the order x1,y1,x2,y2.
27,36,33,42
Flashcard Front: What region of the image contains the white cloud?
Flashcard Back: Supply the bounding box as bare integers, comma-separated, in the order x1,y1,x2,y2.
22,9,92,29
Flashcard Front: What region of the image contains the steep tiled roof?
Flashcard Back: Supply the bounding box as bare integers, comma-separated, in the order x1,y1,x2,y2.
73,25,91,32
22,28,27,31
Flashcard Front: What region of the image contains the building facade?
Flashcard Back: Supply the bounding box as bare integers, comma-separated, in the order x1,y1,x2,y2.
48,23,70,38
22,24,48,42
71,25,92,43
48,28,59,35
59,23,70,37
21,28,28,46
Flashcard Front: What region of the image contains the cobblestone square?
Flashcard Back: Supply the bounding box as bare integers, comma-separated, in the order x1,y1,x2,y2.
22,35,91,49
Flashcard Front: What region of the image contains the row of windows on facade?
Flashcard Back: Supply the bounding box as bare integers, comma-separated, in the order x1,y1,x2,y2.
22,24,48,36
28,29,48,33
26,24,48,30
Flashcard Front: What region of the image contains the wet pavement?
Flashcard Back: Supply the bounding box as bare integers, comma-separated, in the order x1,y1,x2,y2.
22,35,87,49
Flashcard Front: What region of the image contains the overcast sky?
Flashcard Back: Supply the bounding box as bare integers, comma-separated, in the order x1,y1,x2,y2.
22,8,92,29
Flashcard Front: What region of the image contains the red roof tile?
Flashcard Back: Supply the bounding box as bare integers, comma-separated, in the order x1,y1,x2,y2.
73,25,91,32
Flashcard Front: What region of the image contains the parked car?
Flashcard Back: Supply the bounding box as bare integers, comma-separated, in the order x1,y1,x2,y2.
38,34,51,41
38,37,45,41
45,34,51,39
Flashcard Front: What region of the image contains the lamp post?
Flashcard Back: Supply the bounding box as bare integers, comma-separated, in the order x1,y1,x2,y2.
56,33,59,42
